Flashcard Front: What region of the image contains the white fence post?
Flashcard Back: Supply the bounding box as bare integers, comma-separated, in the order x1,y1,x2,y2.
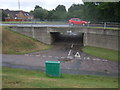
104,22,106,29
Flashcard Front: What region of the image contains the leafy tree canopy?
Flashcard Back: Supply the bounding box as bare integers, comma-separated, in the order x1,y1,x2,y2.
31,2,120,22
55,5,67,13
33,7,48,20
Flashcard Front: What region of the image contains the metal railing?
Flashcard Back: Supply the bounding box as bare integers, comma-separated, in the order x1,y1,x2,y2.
88,22,120,28
2,21,120,28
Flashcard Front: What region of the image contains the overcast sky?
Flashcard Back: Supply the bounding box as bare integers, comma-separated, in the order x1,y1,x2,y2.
0,0,84,12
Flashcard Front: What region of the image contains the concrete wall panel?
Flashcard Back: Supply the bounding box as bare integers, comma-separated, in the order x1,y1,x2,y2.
10,26,119,51
85,33,118,50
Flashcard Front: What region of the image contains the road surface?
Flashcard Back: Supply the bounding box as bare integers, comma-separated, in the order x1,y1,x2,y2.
1,23,69,27
1,23,119,29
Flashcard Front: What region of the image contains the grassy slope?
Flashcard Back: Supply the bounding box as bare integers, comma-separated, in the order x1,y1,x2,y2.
0,26,2,53
82,46,119,61
88,26,120,30
2,67,118,88
2,26,52,54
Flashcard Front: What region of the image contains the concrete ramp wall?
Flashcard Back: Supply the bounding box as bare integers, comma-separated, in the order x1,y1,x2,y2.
10,27,52,44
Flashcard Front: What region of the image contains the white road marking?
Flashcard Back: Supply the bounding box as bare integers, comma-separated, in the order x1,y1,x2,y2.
96,58,100,60
42,55,46,57
84,57,86,60
71,44,74,48
61,57,65,59
93,58,100,61
55,56,59,58
67,49,72,57
87,57,90,60
25,54,29,56
67,56,73,59
75,52,81,58
36,55,40,56
102,60,108,62
48,56,52,58
93,59,96,61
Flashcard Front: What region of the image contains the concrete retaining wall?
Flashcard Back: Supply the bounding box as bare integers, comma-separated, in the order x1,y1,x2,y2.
10,26,120,51
84,33,118,50
11,27,52,44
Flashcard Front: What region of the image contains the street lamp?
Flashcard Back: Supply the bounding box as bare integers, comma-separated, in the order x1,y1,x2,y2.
18,0,20,10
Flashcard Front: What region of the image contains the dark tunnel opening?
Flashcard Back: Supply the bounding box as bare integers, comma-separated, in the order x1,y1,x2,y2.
50,32,84,46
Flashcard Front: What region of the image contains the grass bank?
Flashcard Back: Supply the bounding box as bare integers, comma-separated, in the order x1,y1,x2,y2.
2,26,52,54
88,26,120,30
2,67,118,88
82,46,119,61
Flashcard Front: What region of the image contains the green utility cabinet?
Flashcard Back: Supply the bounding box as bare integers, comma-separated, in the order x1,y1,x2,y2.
45,61,61,77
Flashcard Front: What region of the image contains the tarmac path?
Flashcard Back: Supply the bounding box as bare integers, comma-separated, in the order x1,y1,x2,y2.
2,42,118,77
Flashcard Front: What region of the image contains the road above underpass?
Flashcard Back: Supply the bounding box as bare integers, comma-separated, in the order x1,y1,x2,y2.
1,23,119,29
1,23,69,27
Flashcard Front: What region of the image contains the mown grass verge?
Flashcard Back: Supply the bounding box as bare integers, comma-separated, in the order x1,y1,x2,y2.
2,67,118,88
82,46,119,61
2,26,52,54
88,26,120,30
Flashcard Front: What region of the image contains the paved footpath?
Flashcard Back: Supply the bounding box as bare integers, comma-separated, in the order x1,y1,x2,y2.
2,43,119,77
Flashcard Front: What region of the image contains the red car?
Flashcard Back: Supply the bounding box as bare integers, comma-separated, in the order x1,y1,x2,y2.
69,18,88,26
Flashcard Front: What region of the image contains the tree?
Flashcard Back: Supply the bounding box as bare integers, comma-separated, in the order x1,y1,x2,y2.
30,10,34,14
82,2,98,22
114,2,120,22
32,2,120,22
33,6,48,20
55,5,66,12
46,10,55,20
68,4,84,19
52,5,67,20
1,10,8,21
68,4,83,13
96,2,120,22
35,5,42,10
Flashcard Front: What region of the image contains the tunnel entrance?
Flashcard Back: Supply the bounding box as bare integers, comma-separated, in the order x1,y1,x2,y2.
50,32,84,46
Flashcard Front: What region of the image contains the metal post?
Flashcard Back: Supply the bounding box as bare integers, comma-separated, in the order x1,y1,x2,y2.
18,0,20,10
104,22,106,29
88,21,90,27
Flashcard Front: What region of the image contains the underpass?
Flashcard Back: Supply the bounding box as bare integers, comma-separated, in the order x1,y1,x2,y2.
50,32,84,44
2,26,119,76
2,31,118,76
10,26,119,51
